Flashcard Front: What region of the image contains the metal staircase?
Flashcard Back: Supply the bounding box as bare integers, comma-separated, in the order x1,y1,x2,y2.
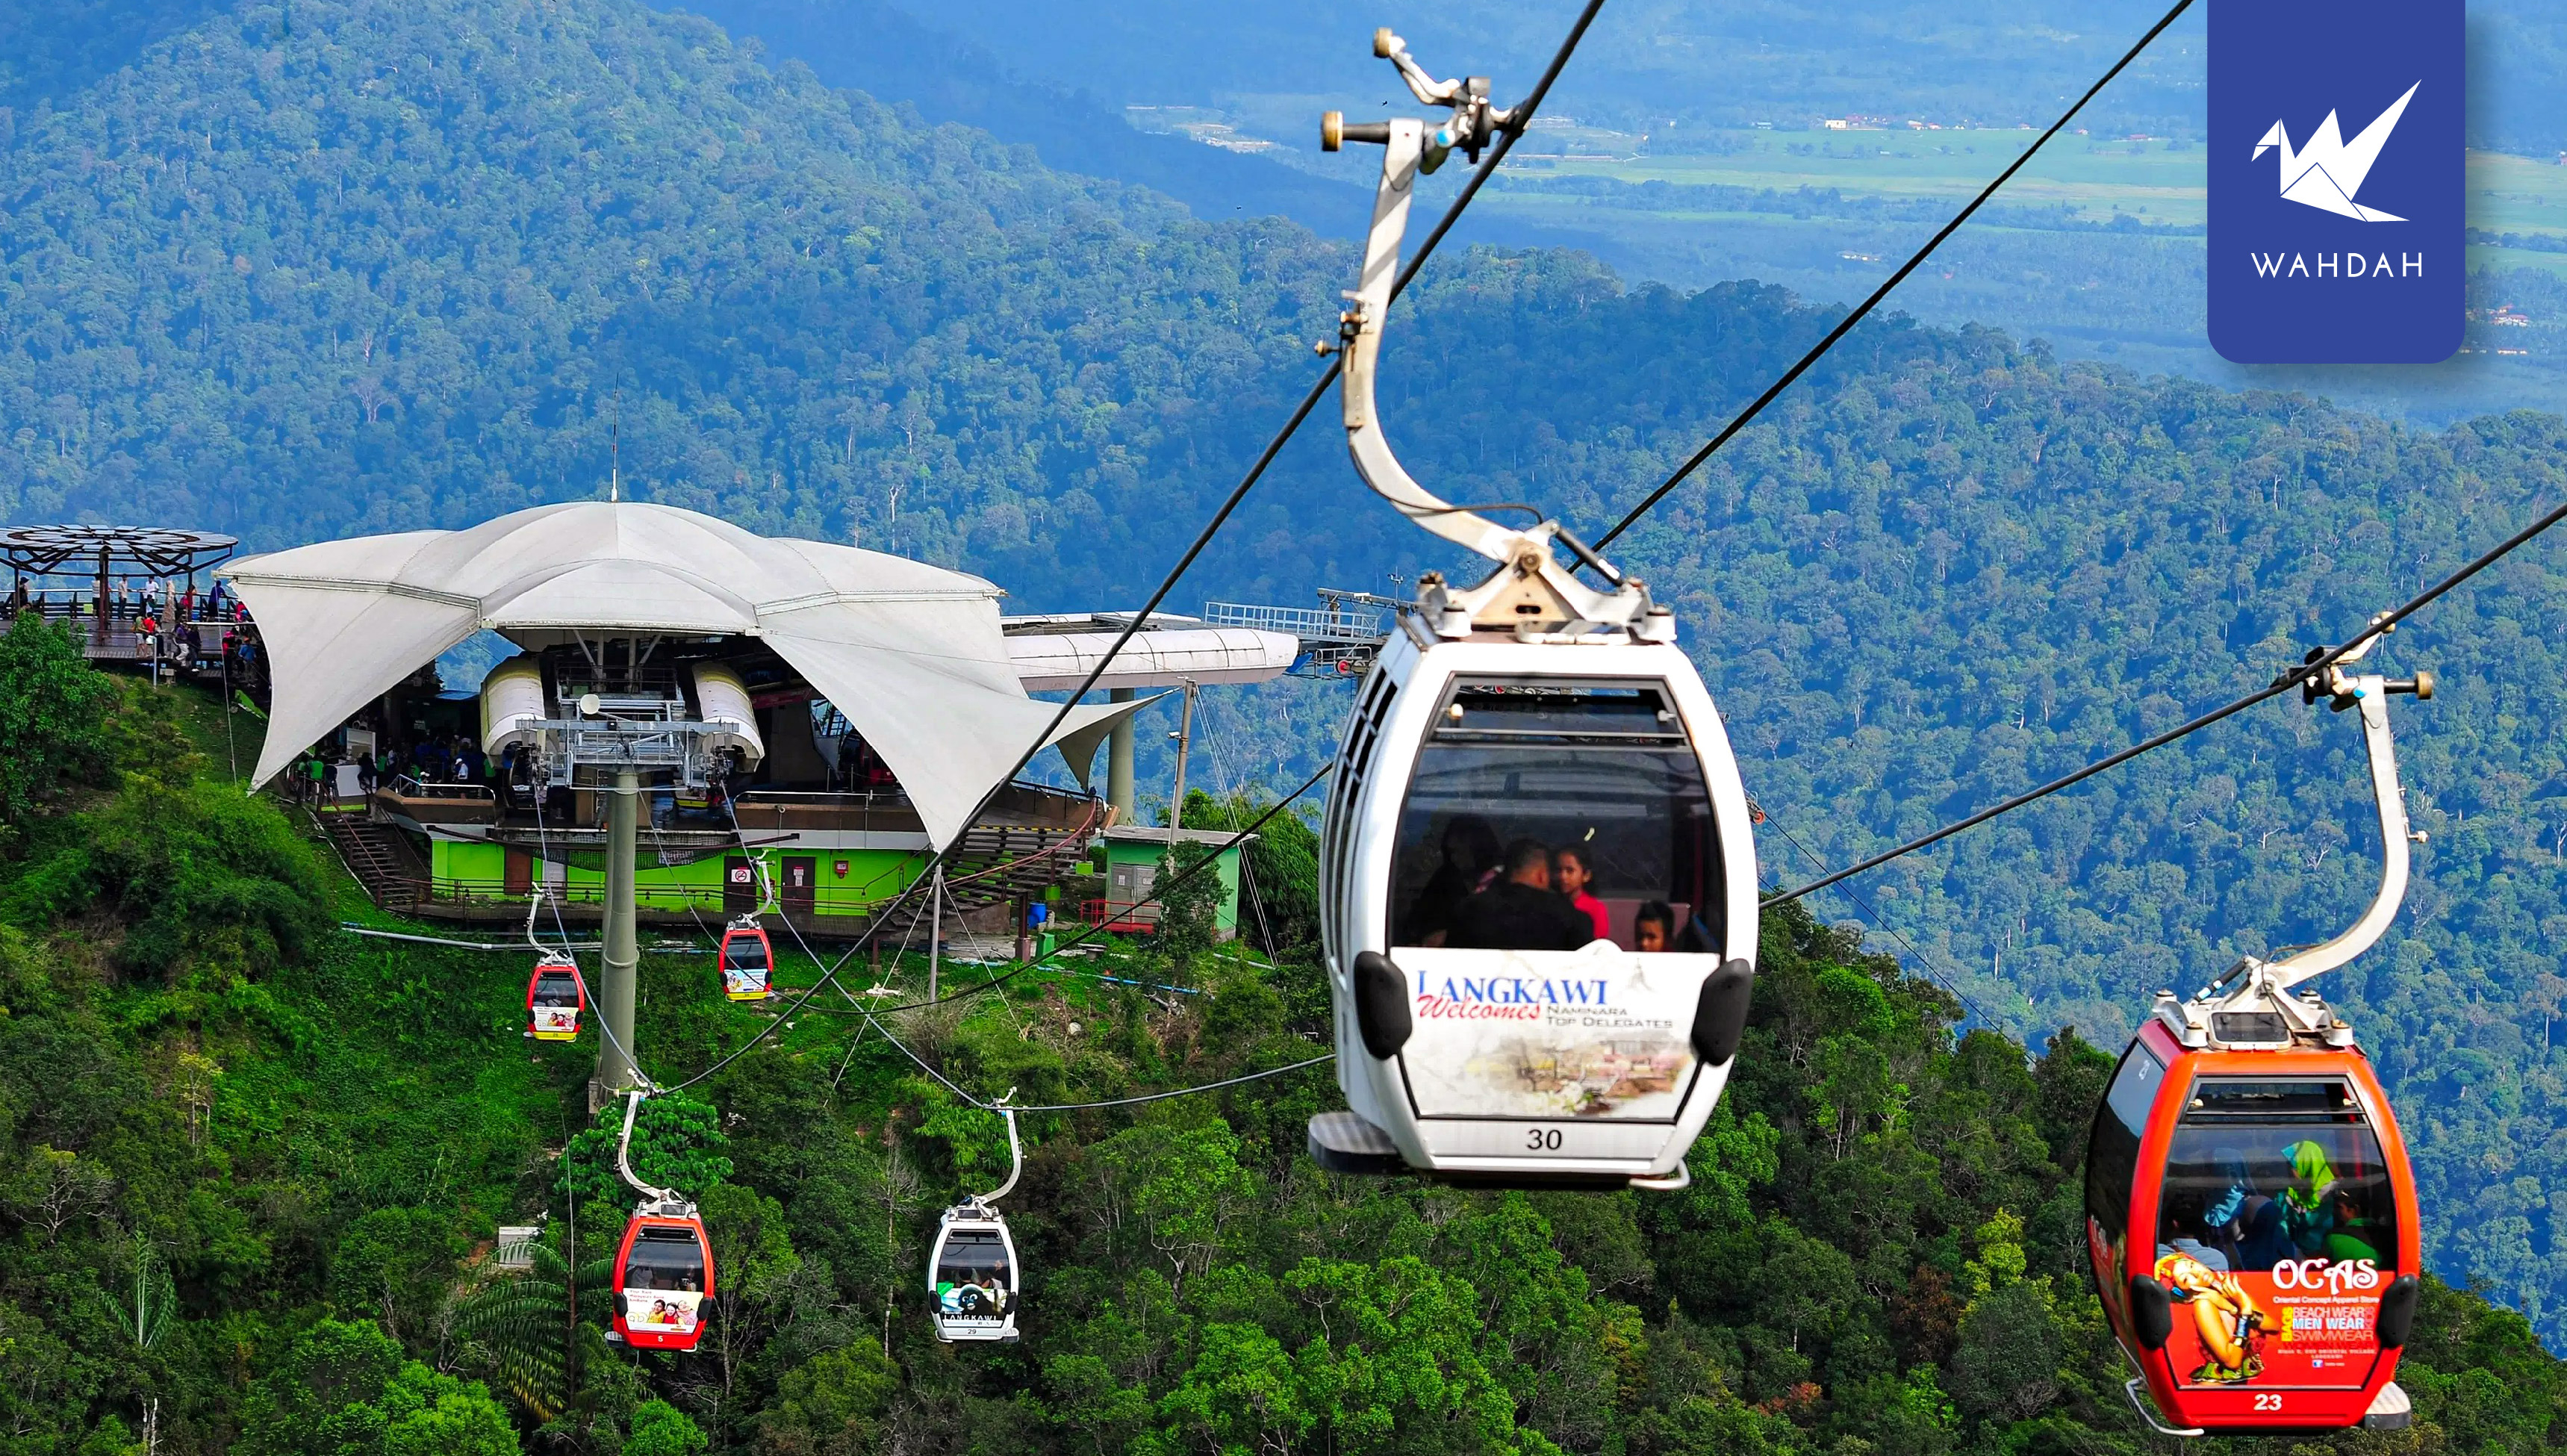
323,815,426,915
872,794,1103,934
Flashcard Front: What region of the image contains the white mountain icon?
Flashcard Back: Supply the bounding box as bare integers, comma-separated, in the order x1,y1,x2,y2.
2252,81,2420,222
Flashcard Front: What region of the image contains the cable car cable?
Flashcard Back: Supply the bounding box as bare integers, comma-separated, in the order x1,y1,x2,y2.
1765,491,2567,906
1005,1054,1337,1113
665,0,1609,1044
726,837,1335,1117
1590,0,2200,552
834,762,1329,1015
1761,812,2000,1027
656,763,1331,1103
594,0,1596,1103
694,755,1322,1123
668,765,1325,1101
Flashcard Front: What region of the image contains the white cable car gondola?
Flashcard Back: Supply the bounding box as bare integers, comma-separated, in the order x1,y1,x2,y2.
928,1106,1022,1343
1304,33,1760,1190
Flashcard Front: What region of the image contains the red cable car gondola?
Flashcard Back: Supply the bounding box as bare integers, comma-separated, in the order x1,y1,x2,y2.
526,952,585,1041
612,1205,714,1351
718,918,772,1002
2085,640,2429,1437
606,1093,715,1353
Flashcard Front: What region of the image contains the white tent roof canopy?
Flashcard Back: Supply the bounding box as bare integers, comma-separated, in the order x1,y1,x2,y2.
219,502,1157,850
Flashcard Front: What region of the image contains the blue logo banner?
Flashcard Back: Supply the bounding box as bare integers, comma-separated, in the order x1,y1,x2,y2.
2209,0,2464,363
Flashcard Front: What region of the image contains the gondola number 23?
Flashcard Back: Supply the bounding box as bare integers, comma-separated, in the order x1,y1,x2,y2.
2253,1396,2283,1412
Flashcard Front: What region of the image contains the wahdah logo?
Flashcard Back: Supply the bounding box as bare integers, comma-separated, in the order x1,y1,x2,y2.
2208,0,2462,364
1415,976,1612,1021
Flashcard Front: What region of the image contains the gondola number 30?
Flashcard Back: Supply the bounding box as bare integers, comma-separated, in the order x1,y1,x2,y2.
1525,1129,1563,1150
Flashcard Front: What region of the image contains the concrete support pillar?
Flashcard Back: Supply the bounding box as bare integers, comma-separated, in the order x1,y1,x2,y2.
592,768,641,1108
1107,687,1136,822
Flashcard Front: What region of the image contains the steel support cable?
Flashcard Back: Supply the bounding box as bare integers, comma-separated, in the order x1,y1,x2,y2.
744,0,1607,1009
638,1,1608,1095
692,757,1325,1063
1767,492,2567,906
1761,811,1998,1027
726,777,1336,1116
1591,0,2200,551
653,764,1328,1091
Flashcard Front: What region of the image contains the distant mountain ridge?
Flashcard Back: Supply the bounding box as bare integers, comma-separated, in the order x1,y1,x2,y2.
9,0,2567,1357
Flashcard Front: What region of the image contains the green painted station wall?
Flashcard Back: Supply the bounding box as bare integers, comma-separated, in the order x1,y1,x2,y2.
429,838,930,916
1095,839,1245,931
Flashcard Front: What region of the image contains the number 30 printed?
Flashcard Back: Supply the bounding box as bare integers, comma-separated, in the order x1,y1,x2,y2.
1525,1129,1563,1151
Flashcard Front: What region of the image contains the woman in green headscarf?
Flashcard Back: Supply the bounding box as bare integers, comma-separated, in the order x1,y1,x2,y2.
2280,1140,2382,1263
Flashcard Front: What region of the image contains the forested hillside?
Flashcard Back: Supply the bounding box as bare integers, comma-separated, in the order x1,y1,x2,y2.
1,626,2564,1454
8,0,2567,1372
0,0,1352,567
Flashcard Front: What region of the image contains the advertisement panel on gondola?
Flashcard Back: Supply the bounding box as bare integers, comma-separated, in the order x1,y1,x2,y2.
2156,1252,2386,1390
1393,947,1697,1120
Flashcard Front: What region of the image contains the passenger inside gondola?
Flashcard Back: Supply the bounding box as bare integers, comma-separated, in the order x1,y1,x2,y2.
1407,816,1502,946
934,1229,1012,1317
1632,900,1674,953
623,1226,708,1331
1552,845,1610,943
1390,681,1724,953
1449,839,1593,951
2153,1080,2398,1273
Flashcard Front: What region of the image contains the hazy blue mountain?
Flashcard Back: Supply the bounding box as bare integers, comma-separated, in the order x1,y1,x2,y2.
7,0,2567,1354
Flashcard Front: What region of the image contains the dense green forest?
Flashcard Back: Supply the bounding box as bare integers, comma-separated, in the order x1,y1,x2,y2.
1,626,2564,1455
7,0,2567,1376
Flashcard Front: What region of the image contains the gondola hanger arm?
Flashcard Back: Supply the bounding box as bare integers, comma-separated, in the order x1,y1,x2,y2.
616,1089,682,1209
2159,620,2436,1049
1321,34,1656,638
2265,622,2433,992
1327,111,1525,567
974,1095,1024,1207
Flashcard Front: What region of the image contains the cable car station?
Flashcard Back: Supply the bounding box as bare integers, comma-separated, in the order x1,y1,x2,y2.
206,502,1292,945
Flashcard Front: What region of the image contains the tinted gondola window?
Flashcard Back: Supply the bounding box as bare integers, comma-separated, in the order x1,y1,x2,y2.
934,1228,1013,1317
622,1225,708,1338
724,936,770,972
2154,1078,2400,1273
532,971,579,1007
625,1228,707,1291
2086,1042,2163,1253
1390,681,1720,953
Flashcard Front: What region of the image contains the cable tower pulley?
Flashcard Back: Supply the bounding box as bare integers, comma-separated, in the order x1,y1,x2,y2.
1304,31,1761,1191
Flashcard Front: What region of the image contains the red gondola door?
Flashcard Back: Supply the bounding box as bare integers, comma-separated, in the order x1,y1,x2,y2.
2088,1018,2421,1435
612,1209,715,1352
